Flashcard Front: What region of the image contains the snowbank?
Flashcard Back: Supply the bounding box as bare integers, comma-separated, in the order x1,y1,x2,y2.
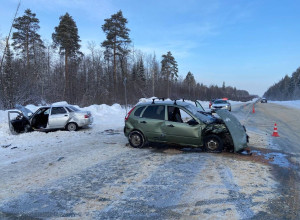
270,100,300,110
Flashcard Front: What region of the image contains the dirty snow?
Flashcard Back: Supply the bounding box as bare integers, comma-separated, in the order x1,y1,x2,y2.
0,98,298,218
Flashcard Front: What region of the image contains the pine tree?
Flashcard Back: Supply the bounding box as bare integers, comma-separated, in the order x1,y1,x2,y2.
2,43,15,109
101,10,131,96
137,57,146,86
161,51,178,98
12,9,45,69
150,53,159,96
52,13,82,100
184,71,196,98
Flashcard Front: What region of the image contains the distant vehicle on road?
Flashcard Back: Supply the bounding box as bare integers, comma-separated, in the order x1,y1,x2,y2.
261,98,268,103
8,104,93,134
124,99,248,153
209,99,216,109
211,99,232,112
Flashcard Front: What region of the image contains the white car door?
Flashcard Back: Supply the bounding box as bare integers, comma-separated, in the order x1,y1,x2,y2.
48,107,69,129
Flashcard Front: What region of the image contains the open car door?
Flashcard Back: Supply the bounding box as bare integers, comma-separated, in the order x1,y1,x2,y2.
8,110,31,134
215,109,248,152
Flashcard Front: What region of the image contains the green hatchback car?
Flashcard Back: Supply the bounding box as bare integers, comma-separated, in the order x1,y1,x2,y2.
124,99,248,153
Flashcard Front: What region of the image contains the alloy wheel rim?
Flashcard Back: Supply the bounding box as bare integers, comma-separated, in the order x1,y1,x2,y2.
207,140,218,150
68,124,76,131
131,134,141,146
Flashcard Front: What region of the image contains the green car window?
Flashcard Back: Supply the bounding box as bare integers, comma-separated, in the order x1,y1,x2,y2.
184,103,215,124
168,106,183,122
134,106,146,117
142,105,165,120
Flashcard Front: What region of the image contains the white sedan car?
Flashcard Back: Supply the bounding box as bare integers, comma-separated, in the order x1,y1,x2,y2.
8,105,93,134
211,99,232,112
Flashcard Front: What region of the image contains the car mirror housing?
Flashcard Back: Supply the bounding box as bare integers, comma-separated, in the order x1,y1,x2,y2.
188,119,198,126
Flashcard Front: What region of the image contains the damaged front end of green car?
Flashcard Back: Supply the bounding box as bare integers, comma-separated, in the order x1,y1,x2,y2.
213,109,249,153
124,99,249,153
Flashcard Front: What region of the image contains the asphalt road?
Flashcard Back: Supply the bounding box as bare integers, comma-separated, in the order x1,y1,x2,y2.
0,102,299,219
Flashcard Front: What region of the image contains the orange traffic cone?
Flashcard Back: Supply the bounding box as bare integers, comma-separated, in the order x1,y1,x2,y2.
252,104,255,113
272,123,279,137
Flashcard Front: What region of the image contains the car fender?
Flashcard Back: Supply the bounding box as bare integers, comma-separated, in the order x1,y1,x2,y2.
215,109,248,152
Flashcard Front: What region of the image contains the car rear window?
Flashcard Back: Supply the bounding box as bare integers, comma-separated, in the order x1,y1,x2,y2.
51,107,67,115
134,106,146,117
142,105,165,120
66,107,74,112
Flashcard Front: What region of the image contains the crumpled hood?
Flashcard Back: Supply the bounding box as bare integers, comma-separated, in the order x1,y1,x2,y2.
215,109,248,152
15,104,33,119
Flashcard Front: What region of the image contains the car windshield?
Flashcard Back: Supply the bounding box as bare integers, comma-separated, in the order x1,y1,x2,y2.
184,103,216,124
214,100,227,104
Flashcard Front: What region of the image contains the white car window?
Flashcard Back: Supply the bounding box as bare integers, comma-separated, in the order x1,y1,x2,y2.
51,107,67,115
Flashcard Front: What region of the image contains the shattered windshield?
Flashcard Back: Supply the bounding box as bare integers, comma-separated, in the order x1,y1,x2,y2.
184,103,216,124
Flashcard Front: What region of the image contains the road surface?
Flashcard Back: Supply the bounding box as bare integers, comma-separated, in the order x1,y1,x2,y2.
0,102,299,219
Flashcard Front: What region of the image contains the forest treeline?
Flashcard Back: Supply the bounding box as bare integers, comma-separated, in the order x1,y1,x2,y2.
0,9,255,109
264,67,300,100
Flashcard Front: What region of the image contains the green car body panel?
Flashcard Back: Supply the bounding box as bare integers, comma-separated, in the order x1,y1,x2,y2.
124,100,248,152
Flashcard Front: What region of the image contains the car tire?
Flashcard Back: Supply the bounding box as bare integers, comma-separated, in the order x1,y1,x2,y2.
204,134,223,153
66,122,78,131
128,130,145,148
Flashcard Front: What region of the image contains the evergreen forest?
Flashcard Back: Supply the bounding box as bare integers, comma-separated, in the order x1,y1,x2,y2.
264,67,300,101
0,9,256,109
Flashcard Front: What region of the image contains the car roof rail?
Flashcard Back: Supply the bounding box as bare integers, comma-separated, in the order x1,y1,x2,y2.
151,97,166,104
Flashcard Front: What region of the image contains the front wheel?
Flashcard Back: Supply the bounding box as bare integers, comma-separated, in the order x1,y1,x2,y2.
66,122,78,131
203,135,223,153
128,130,145,148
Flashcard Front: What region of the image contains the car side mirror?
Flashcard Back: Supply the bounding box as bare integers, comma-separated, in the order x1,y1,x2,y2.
188,119,198,126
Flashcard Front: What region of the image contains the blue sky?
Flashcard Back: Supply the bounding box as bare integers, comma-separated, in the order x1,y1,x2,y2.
1,0,300,96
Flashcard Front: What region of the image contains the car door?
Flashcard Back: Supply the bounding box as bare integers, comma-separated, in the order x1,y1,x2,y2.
48,107,69,129
163,106,202,146
137,105,166,142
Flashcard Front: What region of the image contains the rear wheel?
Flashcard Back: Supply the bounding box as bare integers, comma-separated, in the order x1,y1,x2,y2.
66,122,78,131
204,135,223,152
128,130,145,148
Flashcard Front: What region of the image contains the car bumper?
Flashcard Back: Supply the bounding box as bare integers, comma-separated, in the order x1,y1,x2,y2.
76,116,93,127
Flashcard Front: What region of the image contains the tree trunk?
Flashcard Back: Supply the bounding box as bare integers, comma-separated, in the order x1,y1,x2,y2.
26,30,29,72
65,49,68,100
113,39,117,99
152,71,155,96
167,72,170,98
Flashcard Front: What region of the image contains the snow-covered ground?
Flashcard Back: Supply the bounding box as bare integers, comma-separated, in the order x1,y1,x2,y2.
270,100,300,110
0,98,299,218
0,97,254,167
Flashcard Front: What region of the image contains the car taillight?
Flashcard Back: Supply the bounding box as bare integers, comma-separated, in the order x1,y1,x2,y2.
84,114,89,118
125,106,135,121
